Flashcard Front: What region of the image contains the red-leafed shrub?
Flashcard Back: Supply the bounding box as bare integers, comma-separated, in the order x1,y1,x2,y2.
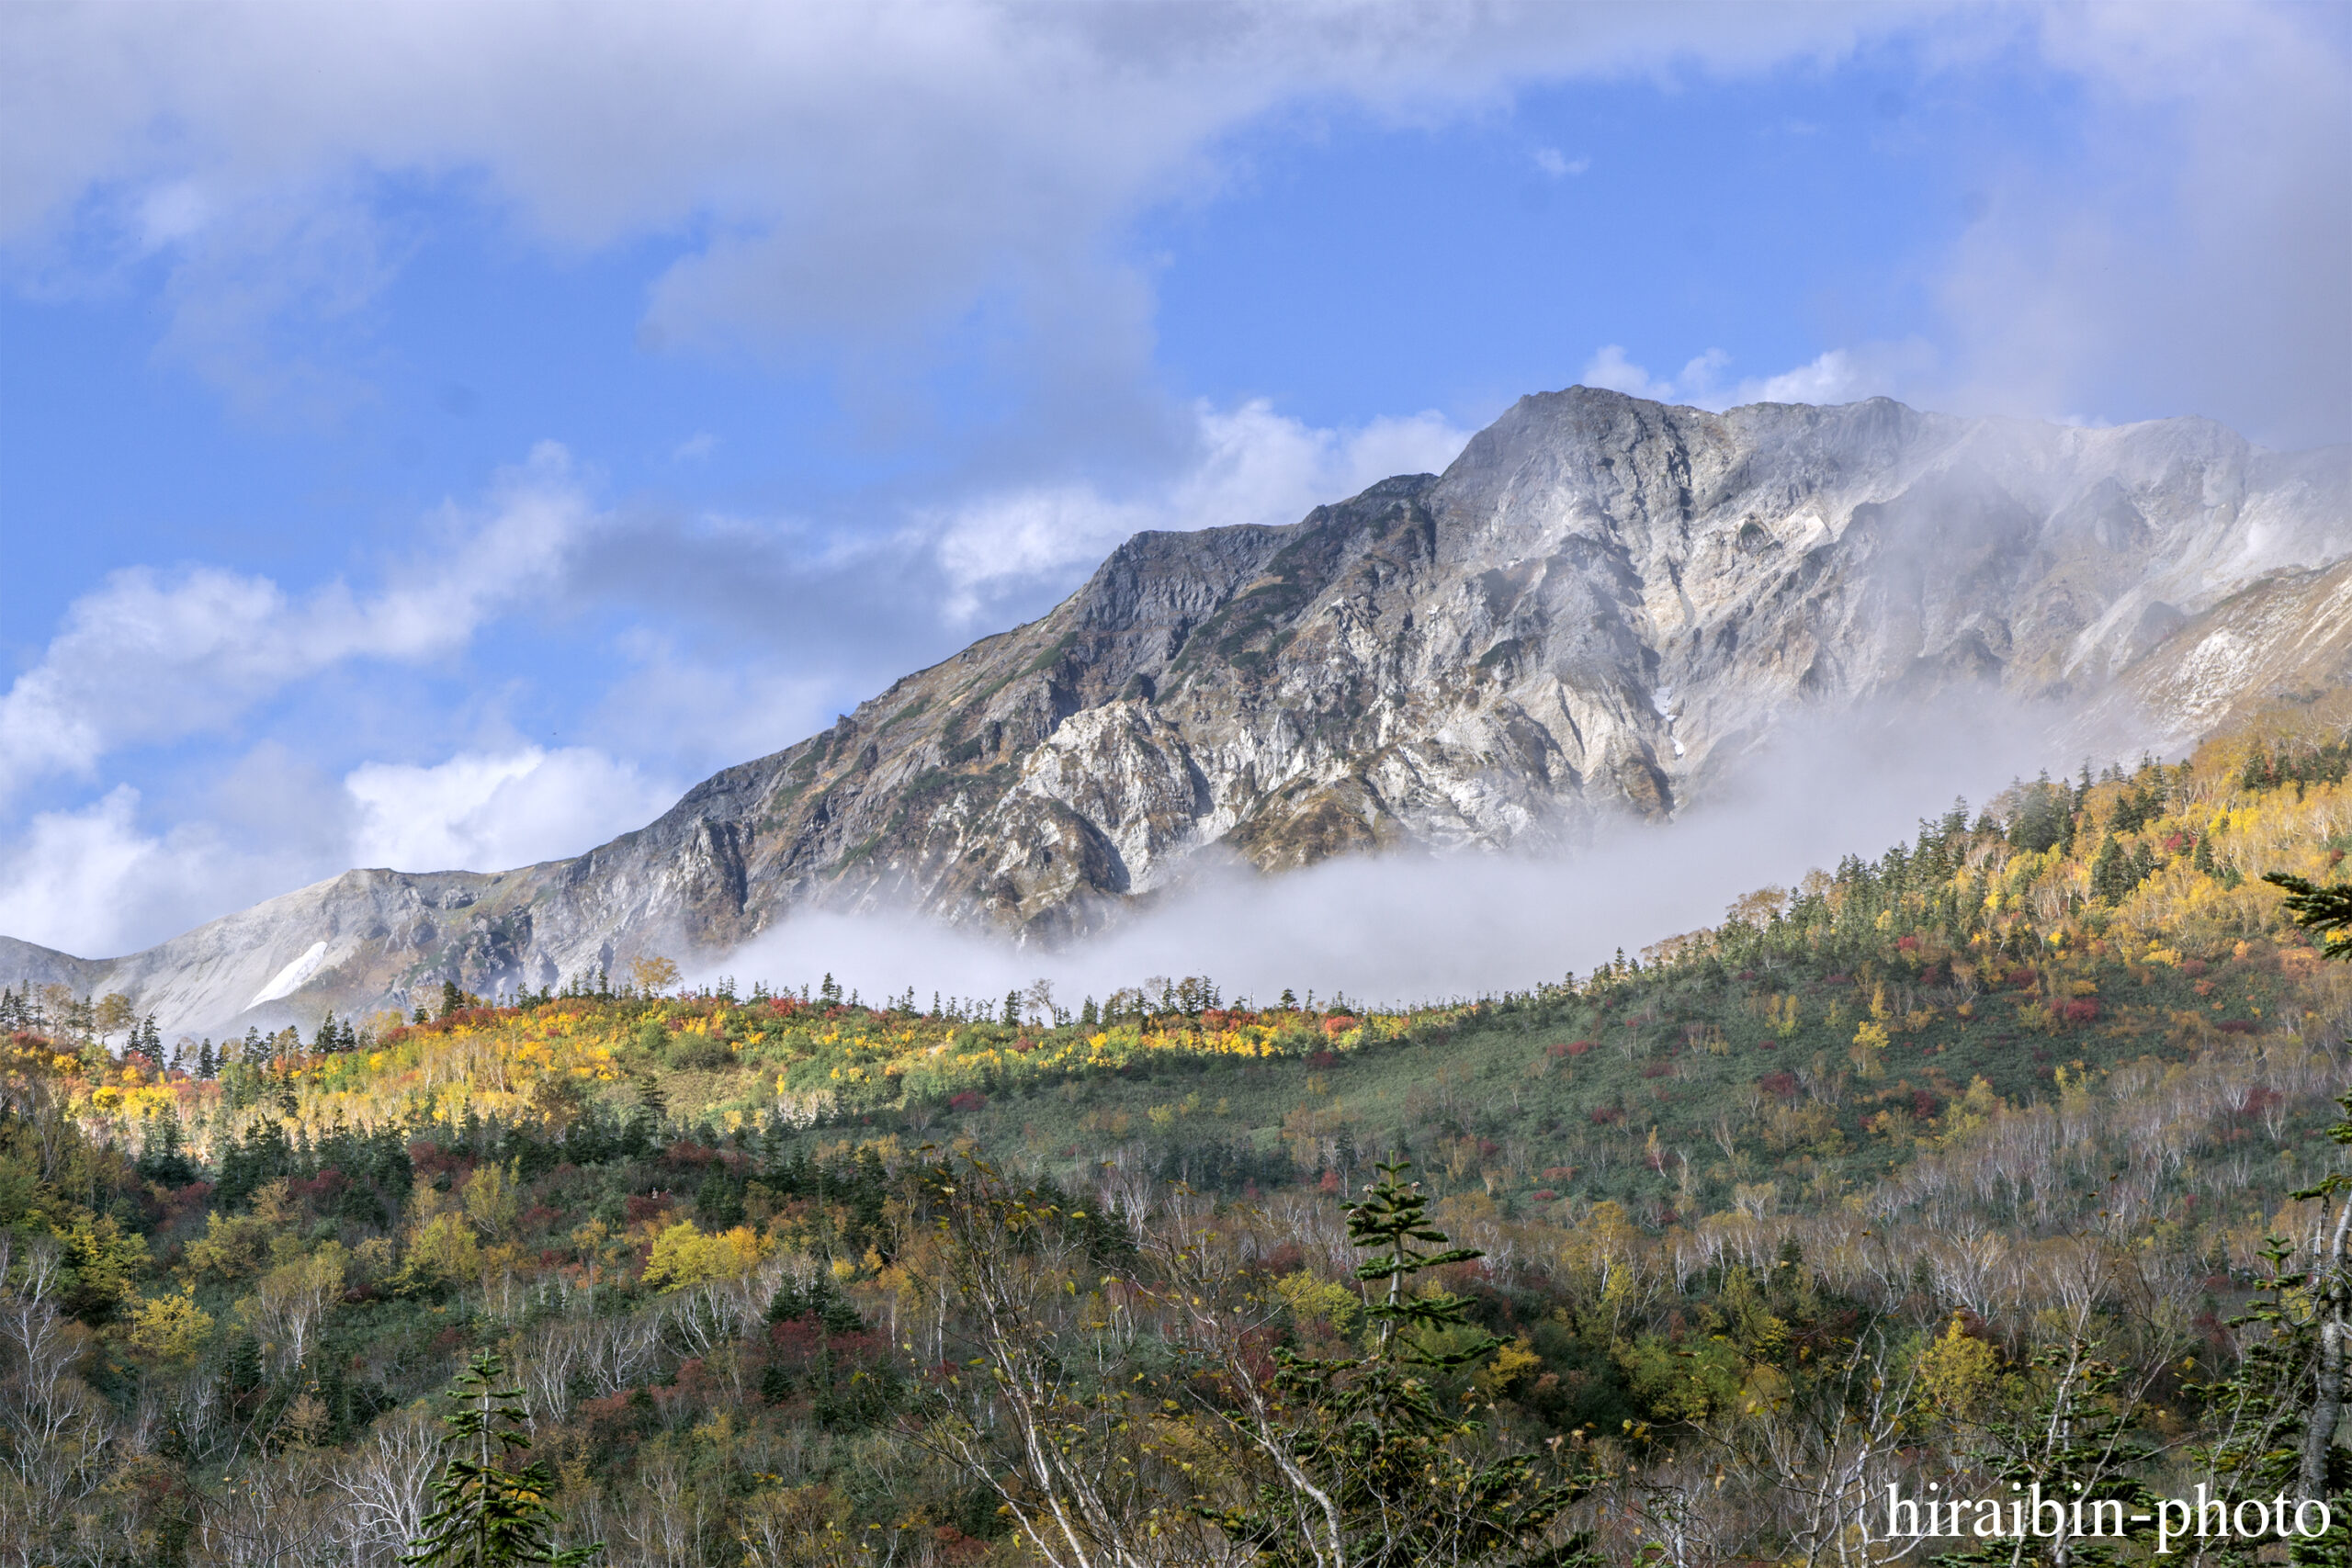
1306,1049,1338,1068
1529,1190,1558,1202
575,1391,646,1446
157,1179,212,1223
947,1089,988,1113
1321,1015,1359,1035
1640,1061,1674,1079
408,1142,472,1181
1758,1071,1799,1100
288,1168,346,1205
2237,1087,2287,1118
1911,1089,1942,1122
1589,1106,1625,1126
2054,998,2101,1025
929,1528,989,1566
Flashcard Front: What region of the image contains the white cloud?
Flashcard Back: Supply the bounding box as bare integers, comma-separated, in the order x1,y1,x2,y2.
345,746,678,874
714,694,2058,1010
1730,341,1938,408
0,443,592,804
1532,147,1589,178
1577,341,1937,412
0,784,335,958
1579,344,1674,401
1742,349,1873,405
0,742,683,957
1938,6,2350,444
0,3,1917,410
672,432,718,462
0,788,172,957
3,6,2335,437
927,399,1473,621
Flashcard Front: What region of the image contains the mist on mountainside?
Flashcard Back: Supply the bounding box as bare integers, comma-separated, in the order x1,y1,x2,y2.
705,693,2066,1010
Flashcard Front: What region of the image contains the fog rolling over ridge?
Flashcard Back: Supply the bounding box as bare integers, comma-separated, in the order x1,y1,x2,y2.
6,387,2346,1035
708,693,2066,1012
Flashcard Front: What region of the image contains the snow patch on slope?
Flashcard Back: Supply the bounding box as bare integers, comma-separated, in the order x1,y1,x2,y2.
250,941,328,1008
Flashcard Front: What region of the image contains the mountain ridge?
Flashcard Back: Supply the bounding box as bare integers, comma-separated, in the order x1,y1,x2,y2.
10,387,2347,1036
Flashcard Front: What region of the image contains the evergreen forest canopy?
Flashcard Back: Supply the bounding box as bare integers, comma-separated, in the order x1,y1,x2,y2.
1,698,2351,1564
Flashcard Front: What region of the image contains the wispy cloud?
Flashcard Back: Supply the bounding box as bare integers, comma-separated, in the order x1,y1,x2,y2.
344,747,678,875
1578,341,1938,413
713,695,2059,1010
0,4,1916,417
922,400,1472,624
0,443,591,804
1936,5,2351,445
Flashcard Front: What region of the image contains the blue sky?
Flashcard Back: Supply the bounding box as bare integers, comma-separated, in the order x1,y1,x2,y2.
1,2,2346,958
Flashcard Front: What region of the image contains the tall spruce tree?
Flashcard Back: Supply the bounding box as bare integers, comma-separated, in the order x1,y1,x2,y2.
1207,1160,1594,1566
402,1350,599,1568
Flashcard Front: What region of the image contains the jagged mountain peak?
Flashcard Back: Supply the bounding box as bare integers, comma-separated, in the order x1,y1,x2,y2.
11,389,2346,1035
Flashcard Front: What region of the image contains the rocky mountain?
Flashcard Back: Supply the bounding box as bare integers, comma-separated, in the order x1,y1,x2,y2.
8,388,2346,1036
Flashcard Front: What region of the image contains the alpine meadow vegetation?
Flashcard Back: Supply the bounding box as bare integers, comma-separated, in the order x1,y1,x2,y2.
0,698,2348,1562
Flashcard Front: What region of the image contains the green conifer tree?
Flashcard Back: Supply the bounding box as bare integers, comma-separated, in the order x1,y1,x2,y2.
629,1075,668,1148
2267,872,2352,961
402,1350,599,1567
1208,1160,1594,1566
2091,836,2132,903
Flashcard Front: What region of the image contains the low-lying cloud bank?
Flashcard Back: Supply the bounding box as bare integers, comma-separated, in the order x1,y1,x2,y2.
705,698,2064,1011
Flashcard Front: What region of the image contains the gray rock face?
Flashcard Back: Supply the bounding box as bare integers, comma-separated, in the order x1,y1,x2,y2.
12,389,2346,1035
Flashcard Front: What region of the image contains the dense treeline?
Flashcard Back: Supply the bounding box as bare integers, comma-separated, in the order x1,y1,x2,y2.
0,699,2347,1563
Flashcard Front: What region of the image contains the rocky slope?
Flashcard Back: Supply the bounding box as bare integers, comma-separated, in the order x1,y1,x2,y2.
9,389,2346,1035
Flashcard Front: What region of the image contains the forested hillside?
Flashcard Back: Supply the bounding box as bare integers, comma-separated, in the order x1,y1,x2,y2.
3,697,2350,1564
